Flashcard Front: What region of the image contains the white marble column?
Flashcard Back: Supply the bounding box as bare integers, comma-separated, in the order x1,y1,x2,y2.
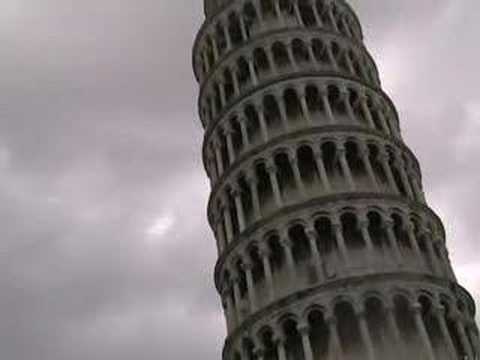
246,169,262,221
224,125,236,165
305,225,324,280
231,273,243,322
280,235,297,286
412,303,436,360
320,86,335,124
333,220,350,269
257,104,269,142
359,143,379,191
358,216,375,267
337,143,356,191
232,185,246,232
452,311,474,360
222,198,234,244
314,148,332,192
359,93,376,129
299,91,313,125
276,93,290,131
379,149,399,194
356,306,376,360
266,159,283,207
259,242,275,302
238,116,251,149
384,219,403,266
242,258,257,313
326,315,344,360
293,1,304,26
248,57,259,86
432,305,457,360
297,322,314,360
288,150,307,197
213,136,225,176
310,0,323,26
395,157,414,199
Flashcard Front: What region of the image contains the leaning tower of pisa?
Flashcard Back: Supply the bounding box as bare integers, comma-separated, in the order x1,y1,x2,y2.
192,0,480,359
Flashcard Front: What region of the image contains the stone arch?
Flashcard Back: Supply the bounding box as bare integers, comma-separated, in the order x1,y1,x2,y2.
243,2,260,37
312,213,335,261
266,232,285,274
292,38,310,64
288,223,311,265
255,160,274,212
223,68,235,102
272,41,291,68
236,56,251,88
334,299,364,358
254,47,271,78
263,94,283,135
244,103,261,144
283,87,303,126
215,22,227,54
228,11,244,46
340,210,364,251
274,150,296,199
282,317,305,360
306,306,330,359
296,143,318,188
311,38,329,64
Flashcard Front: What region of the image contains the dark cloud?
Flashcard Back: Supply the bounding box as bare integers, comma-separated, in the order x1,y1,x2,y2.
0,1,478,359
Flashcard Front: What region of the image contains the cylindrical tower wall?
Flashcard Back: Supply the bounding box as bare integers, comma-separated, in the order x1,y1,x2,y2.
193,1,479,359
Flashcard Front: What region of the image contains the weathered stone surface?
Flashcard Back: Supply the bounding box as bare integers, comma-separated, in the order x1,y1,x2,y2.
193,1,479,359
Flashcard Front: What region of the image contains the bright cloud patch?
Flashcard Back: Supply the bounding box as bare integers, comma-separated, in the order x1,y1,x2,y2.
145,213,175,242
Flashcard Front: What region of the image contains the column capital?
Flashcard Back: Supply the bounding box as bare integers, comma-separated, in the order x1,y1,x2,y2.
305,225,317,240
336,142,346,155
383,218,394,230
280,235,293,249
378,148,390,162
258,242,271,258
325,314,338,326
287,148,298,163
331,217,343,231
273,332,286,346
212,134,223,148
412,302,423,314
313,147,323,160
431,304,446,317
230,183,242,197
265,159,278,174
297,321,310,335
358,217,369,231
404,220,416,233
339,87,350,101
354,303,367,318
222,123,234,136
319,85,329,97
241,259,254,271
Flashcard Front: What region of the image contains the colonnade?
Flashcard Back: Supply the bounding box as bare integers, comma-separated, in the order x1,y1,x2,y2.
226,289,478,360
210,137,425,246
194,0,480,358
204,79,401,180
195,0,363,81
200,32,378,126
218,206,455,329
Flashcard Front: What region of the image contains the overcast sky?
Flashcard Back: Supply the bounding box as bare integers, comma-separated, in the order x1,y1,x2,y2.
0,0,479,359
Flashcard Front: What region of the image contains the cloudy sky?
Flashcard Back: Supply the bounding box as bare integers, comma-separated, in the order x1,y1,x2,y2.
0,0,479,359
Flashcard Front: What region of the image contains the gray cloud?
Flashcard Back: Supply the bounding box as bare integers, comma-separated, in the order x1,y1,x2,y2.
0,1,478,359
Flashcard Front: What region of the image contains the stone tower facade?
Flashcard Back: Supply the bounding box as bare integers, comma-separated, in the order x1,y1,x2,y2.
192,1,480,359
